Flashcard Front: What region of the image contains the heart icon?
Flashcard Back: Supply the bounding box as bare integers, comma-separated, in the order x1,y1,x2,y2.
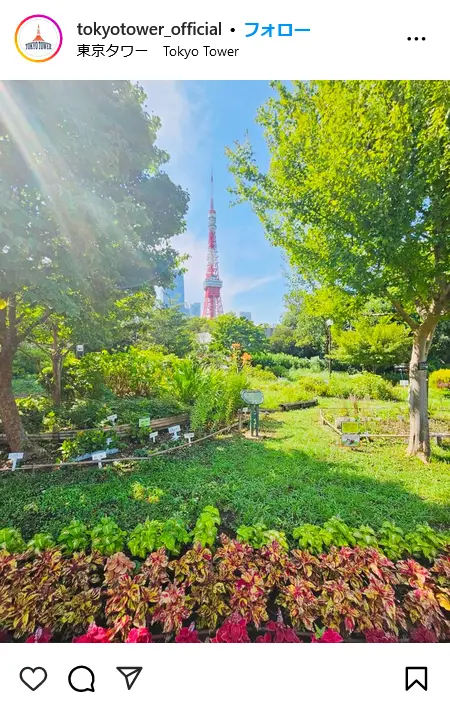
20,667,48,691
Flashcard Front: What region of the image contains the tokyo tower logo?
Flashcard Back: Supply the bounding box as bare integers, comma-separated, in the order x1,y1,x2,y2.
15,15,63,62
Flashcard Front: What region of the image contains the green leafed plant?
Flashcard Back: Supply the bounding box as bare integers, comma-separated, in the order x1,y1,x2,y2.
378,521,407,561
292,523,333,555
0,527,26,553
323,517,356,547
127,520,164,558
405,524,448,561
27,533,55,553
90,517,126,556
237,524,288,550
192,506,221,547
58,520,90,554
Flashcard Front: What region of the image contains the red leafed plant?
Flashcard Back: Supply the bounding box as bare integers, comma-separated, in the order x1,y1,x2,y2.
256,612,301,643
311,627,343,643
409,625,438,643
152,583,192,633
230,568,268,628
211,613,250,643
364,628,399,643
73,623,112,643
277,578,319,630
26,627,53,643
126,627,152,643
175,623,201,643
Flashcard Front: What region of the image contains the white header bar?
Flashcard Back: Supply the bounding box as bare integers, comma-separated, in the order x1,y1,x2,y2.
2,0,449,80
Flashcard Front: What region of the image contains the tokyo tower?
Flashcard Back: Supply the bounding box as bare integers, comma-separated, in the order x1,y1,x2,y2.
202,171,223,318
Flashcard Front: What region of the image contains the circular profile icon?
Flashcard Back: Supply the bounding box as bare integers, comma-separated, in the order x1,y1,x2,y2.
15,15,62,62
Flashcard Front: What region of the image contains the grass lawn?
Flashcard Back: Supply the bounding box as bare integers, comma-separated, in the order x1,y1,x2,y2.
1,406,450,539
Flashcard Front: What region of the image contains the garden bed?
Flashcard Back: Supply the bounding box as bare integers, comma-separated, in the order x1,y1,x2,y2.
320,407,450,444
0,518,449,643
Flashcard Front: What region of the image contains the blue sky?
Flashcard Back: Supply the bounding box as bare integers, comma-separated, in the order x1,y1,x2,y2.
140,81,289,324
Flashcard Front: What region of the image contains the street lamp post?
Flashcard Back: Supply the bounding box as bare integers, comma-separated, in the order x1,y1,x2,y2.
326,319,333,376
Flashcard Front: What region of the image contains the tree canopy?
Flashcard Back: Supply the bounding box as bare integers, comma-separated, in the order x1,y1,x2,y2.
228,80,450,458
0,80,189,450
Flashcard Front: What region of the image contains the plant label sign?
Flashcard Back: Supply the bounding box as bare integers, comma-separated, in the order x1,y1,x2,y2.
341,421,359,434
92,451,107,468
399,379,409,387
240,389,264,406
168,425,181,441
149,431,158,443
106,437,112,446
184,432,195,445
76,344,84,352
341,434,360,447
8,452,24,470
139,417,151,428
106,414,118,425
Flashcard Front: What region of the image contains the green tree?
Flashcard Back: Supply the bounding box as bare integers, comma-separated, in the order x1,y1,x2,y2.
229,80,450,459
0,81,188,450
211,313,268,354
138,304,195,357
331,318,411,372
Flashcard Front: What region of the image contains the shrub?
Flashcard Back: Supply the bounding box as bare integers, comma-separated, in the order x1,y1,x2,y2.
39,355,105,401
327,372,398,401
14,396,52,433
429,369,450,391
91,348,177,397
190,370,246,432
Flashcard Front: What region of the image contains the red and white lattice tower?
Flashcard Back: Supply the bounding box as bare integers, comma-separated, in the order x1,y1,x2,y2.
202,171,223,318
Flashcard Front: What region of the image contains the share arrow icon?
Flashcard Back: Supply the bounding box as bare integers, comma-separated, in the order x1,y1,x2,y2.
116,667,143,691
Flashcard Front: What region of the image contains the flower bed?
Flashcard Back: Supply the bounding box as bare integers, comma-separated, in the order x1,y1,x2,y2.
1,537,449,643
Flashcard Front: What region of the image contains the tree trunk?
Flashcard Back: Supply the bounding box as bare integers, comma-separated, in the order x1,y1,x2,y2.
51,353,62,407
0,351,26,452
407,323,435,460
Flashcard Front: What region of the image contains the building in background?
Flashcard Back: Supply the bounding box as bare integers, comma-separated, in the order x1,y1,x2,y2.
264,326,276,338
189,302,201,317
162,271,185,309
239,311,252,321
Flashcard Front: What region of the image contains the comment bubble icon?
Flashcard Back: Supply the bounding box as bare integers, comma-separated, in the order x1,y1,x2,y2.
68,666,95,693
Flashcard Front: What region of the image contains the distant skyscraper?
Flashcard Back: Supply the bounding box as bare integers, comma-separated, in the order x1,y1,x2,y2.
239,311,252,321
162,272,187,311
190,302,201,317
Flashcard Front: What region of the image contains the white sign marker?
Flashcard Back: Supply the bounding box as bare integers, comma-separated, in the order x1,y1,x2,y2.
399,379,409,387
168,424,181,441
76,344,84,353
92,451,107,468
106,437,112,447
149,431,159,443
8,452,24,470
106,414,118,425
184,433,195,445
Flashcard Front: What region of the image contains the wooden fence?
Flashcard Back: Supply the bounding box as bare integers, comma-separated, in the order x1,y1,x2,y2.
0,413,190,445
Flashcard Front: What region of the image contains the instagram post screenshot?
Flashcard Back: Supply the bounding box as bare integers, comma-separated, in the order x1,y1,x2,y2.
0,0,449,699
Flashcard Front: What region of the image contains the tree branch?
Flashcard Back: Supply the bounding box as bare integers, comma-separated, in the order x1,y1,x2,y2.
389,299,419,331
17,309,53,344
